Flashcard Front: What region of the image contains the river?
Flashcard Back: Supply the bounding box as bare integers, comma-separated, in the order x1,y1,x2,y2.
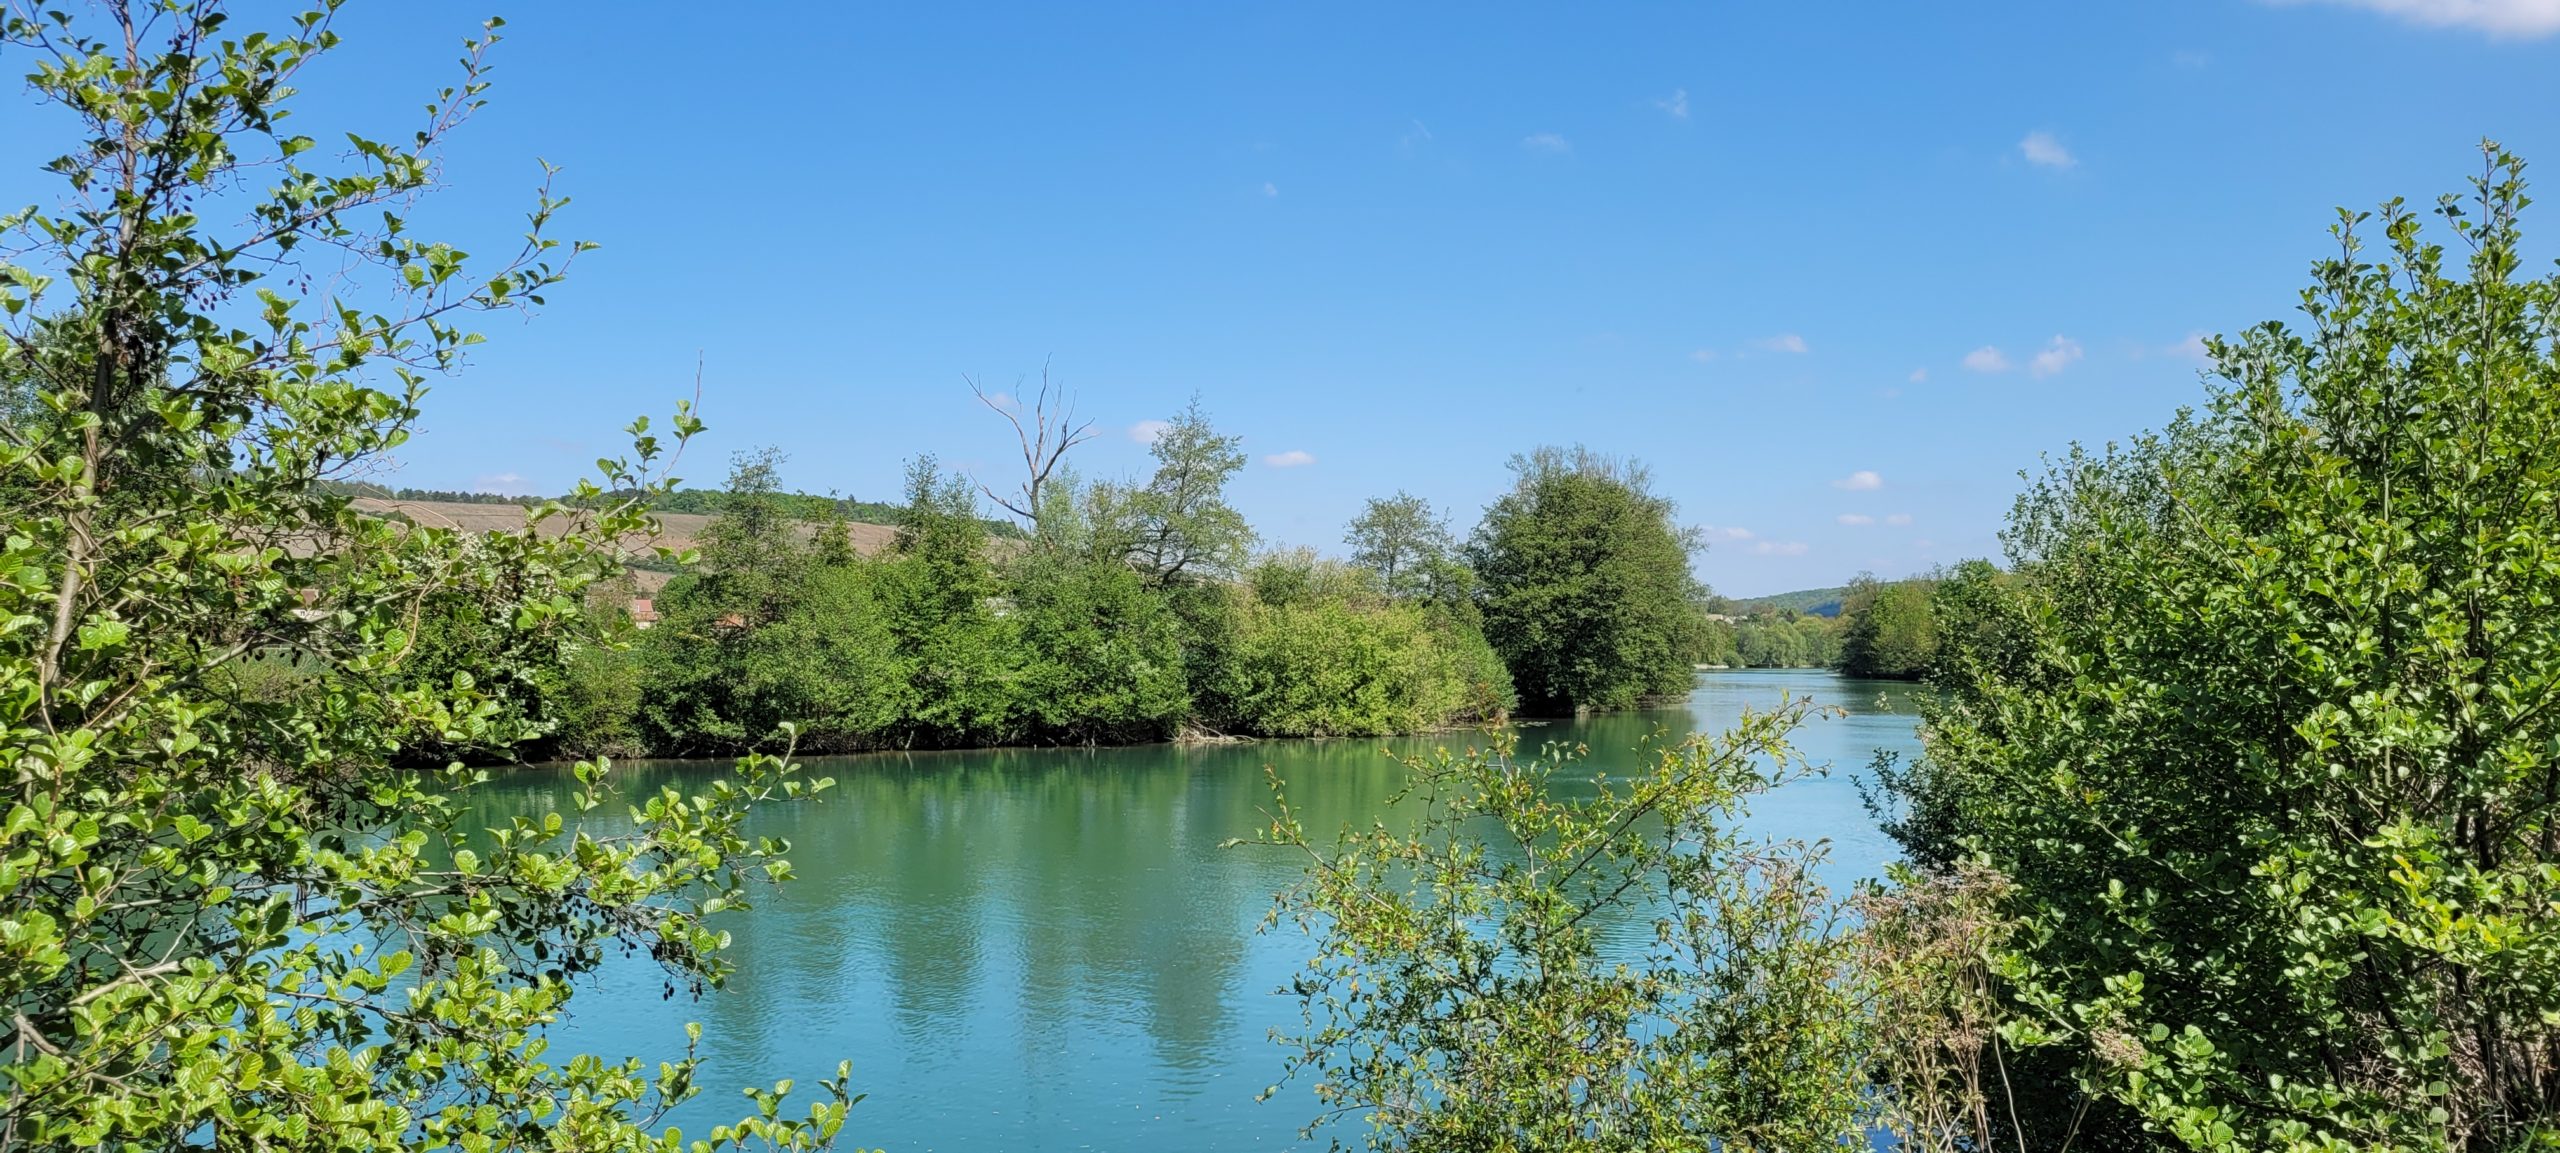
468,668,1924,1151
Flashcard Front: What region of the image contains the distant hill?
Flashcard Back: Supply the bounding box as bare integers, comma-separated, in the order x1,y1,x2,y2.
320,479,1023,538
1725,586,1849,618
348,497,903,593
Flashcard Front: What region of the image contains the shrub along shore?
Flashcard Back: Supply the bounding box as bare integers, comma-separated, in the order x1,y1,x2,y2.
403,415,1714,761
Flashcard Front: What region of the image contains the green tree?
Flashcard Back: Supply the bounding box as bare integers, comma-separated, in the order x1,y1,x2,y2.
630,448,844,755
1344,491,1454,600
1112,397,1253,586
0,6,849,1148
1880,147,2560,1152
1253,706,1871,1149
1466,447,1702,713
1006,544,1189,744
748,561,910,750
691,447,806,626
1837,572,1939,679
878,456,1019,744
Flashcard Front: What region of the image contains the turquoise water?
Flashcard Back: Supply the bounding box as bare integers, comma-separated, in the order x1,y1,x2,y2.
472,669,1923,1150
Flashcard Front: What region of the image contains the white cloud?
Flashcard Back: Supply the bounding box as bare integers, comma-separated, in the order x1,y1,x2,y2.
1128,419,1171,444
1753,333,1810,354
1654,88,1690,119
472,472,534,496
1709,525,1756,541
1262,182,1279,197
2019,131,2077,169
1691,348,1721,364
2265,0,2560,37
1833,470,1884,491
2172,331,2211,361
2030,334,2085,378
1522,132,1573,154
1837,513,1876,526
1752,540,1811,557
1908,368,1928,383
1263,449,1316,468
1963,345,2012,373
1886,513,1914,526
1401,120,1433,150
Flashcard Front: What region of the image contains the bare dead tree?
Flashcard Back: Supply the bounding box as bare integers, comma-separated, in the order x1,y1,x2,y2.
968,360,1094,534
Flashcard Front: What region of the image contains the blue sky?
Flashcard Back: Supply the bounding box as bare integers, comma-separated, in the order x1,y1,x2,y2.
14,1,2560,594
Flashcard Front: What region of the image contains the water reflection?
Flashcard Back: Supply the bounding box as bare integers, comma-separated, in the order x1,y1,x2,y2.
478,669,1919,1151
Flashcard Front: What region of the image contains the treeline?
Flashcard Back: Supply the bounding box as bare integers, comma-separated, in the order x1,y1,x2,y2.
316,480,540,506
315,476,1026,537
502,412,1712,757
616,485,1026,538
1684,564,2003,680
1696,609,1845,669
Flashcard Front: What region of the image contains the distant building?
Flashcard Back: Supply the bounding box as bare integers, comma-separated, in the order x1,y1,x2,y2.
628,597,660,629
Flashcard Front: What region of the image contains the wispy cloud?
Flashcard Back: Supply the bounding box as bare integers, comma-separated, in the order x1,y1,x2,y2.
2264,0,2560,37
1705,525,1756,541
1522,132,1573,155
1654,88,1690,119
1837,513,1876,526
1963,345,2012,373
1263,449,1316,468
1401,120,1433,151
1128,420,1170,444
2020,130,2077,169
472,472,534,496
1752,540,1811,557
1262,181,1279,197
1694,334,1807,361
2172,331,2211,361
1908,368,1929,384
1886,513,1914,526
2171,48,2213,67
1833,470,1884,492
2030,334,2085,378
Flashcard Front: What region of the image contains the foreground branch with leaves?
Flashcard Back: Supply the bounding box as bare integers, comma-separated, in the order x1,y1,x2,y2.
1248,704,1874,1151
0,3,855,1149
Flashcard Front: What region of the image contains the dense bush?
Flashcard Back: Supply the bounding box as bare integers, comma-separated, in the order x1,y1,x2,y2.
1836,572,1940,679
1715,611,1845,669
1469,448,1704,713
1212,553,1514,737
1009,548,1192,744
1876,149,2560,1151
